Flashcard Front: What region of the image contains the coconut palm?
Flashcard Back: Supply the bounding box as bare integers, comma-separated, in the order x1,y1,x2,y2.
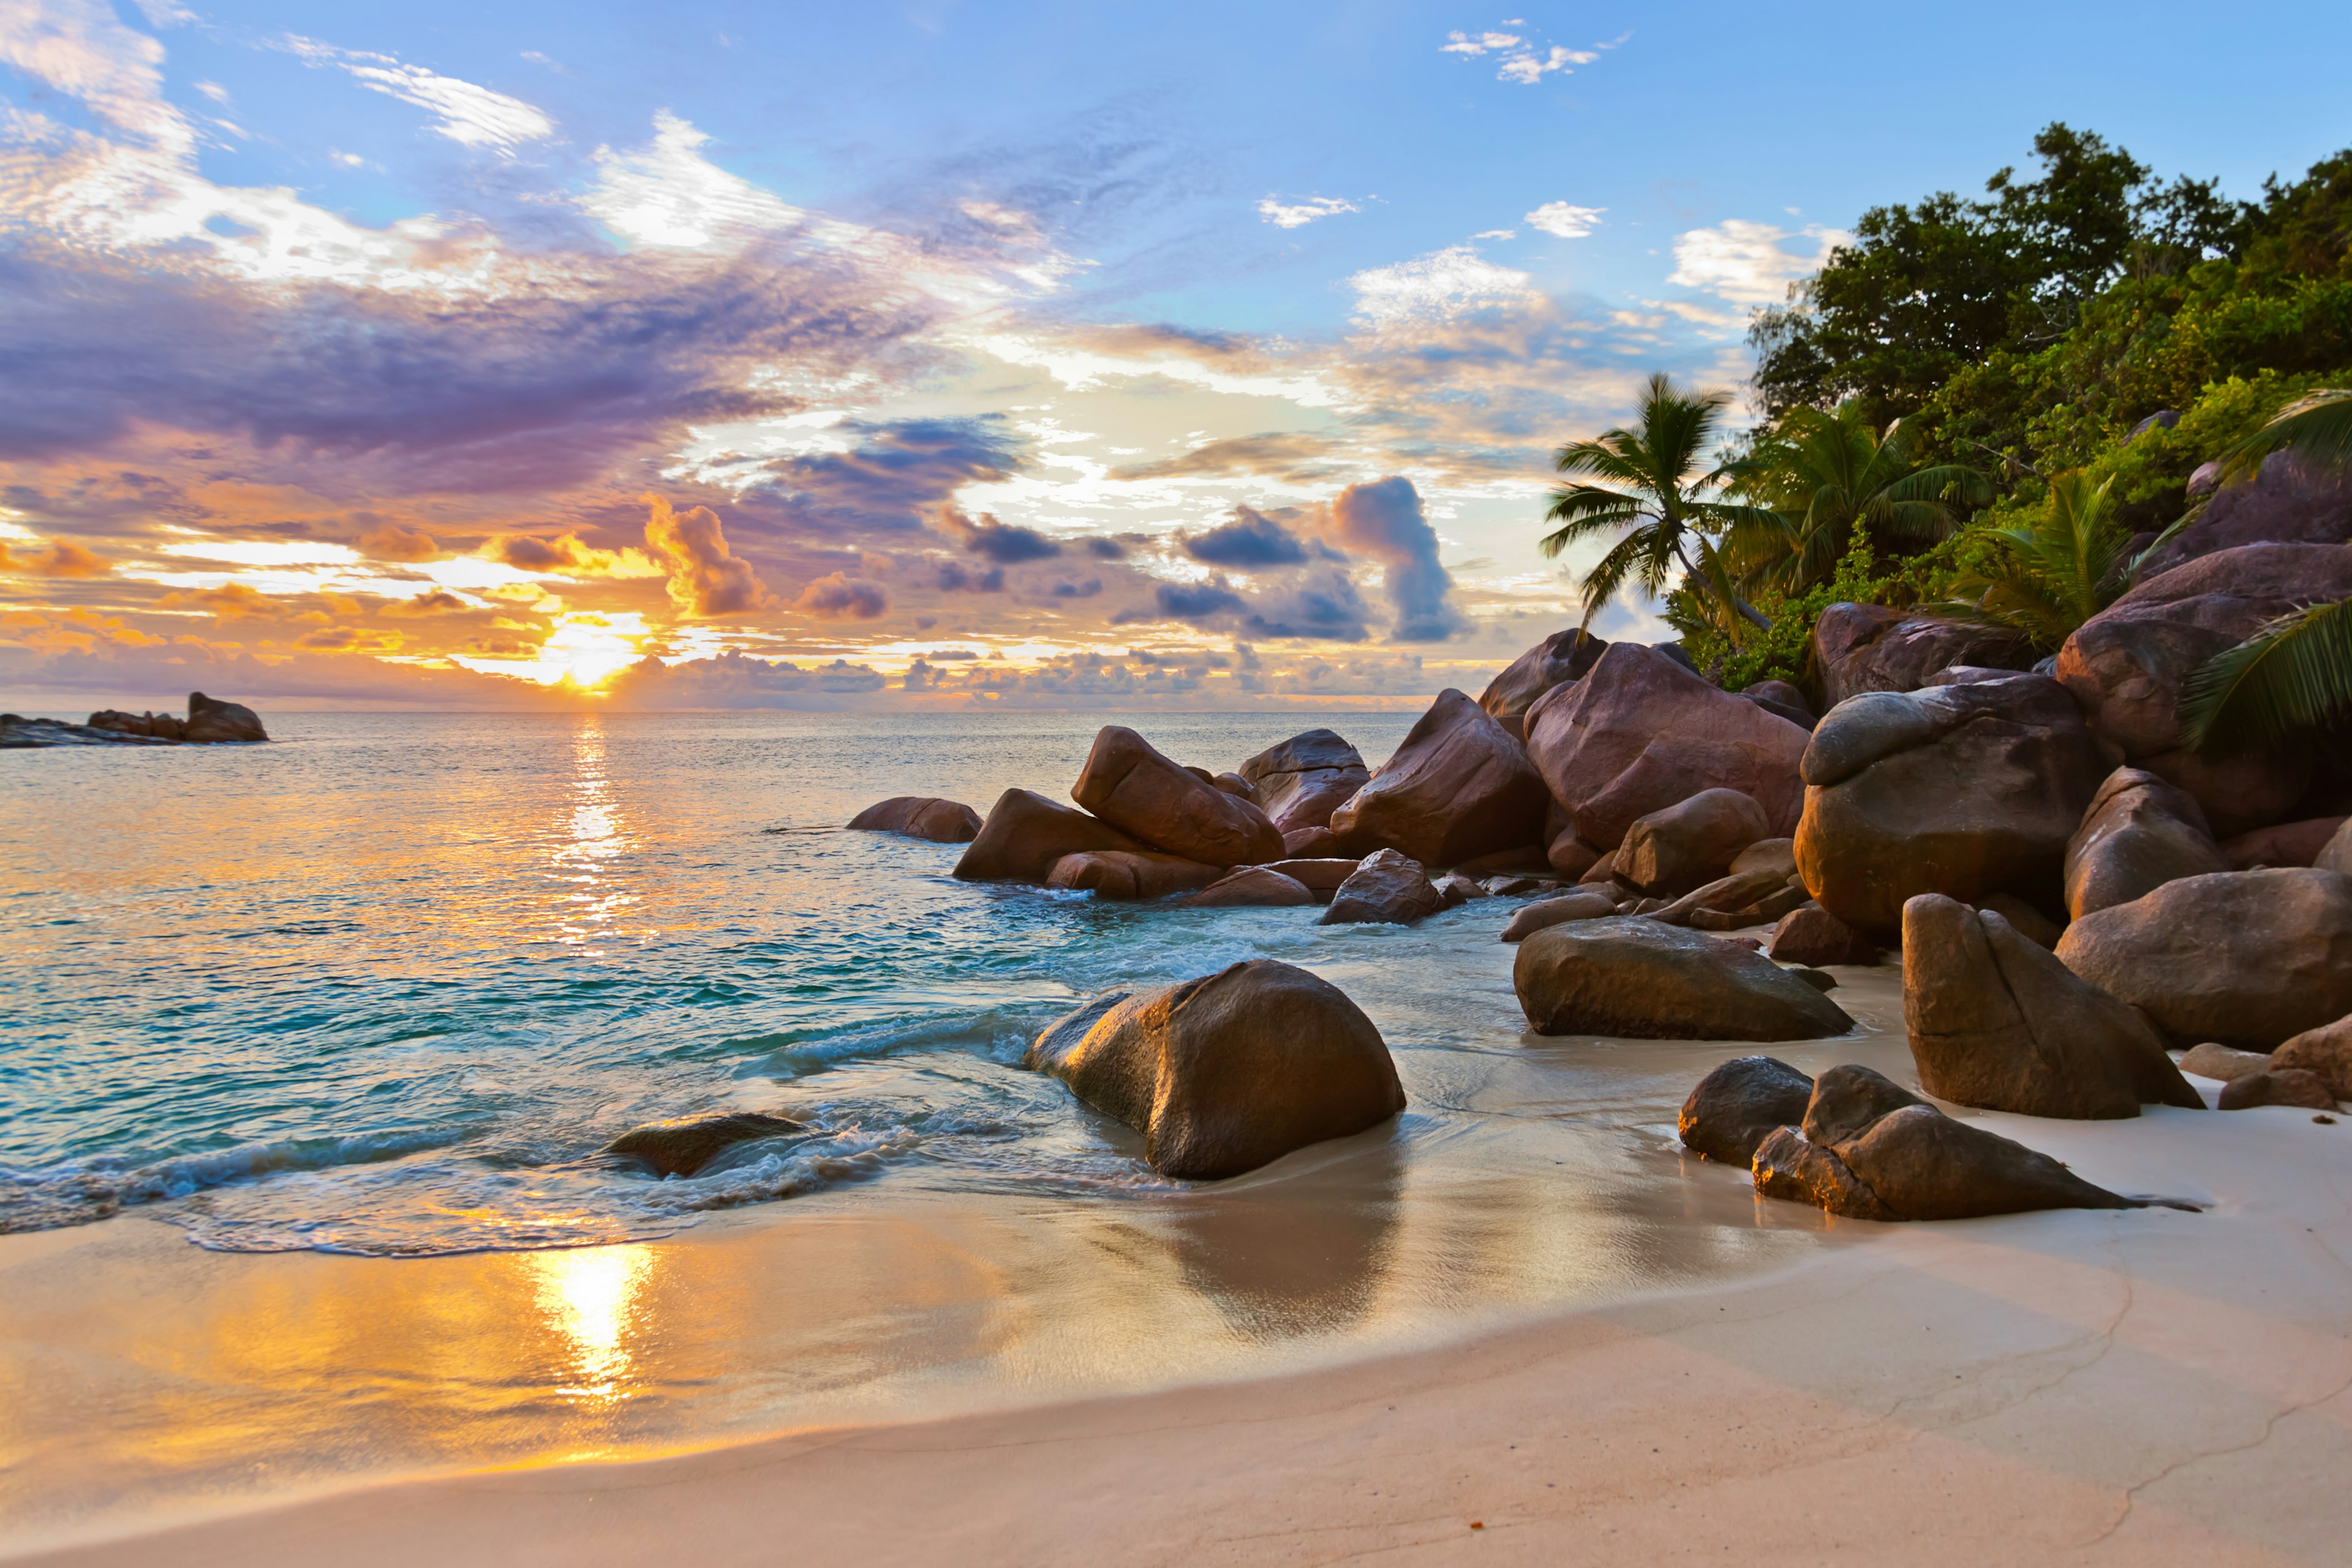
1936,470,2133,650
1723,401,1992,597
1540,374,1779,635
2217,388,2352,483
2179,598,2352,752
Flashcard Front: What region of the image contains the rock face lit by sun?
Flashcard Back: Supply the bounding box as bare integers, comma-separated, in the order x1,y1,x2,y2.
453,612,647,690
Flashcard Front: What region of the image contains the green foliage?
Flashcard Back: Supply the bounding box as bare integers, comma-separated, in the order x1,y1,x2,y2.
2180,598,2352,752
2220,387,2352,481
1937,472,2133,650
1673,526,1970,693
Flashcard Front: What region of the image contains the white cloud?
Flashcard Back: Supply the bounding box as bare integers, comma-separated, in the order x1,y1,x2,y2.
0,0,195,154
584,110,802,249
1472,228,1517,241
1441,29,1522,55
1668,219,1850,306
1525,202,1604,238
1257,194,1357,229
342,62,554,150
1348,244,1537,328
1441,26,1596,82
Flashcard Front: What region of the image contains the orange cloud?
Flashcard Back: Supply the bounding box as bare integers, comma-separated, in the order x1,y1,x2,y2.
295,625,405,652
0,607,165,654
159,582,277,619
1,537,112,578
793,572,889,620
380,589,473,617
359,524,443,562
488,531,663,578
641,494,774,617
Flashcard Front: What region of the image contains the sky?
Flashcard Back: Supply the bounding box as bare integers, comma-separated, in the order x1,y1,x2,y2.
1,0,2346,713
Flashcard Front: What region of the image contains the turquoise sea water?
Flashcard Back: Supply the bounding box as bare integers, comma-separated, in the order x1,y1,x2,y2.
3,710,1471,1254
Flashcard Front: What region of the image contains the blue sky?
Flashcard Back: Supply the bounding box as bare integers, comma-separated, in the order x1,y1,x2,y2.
2,0,2346,709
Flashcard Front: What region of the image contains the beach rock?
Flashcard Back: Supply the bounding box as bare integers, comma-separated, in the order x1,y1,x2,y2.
1261,859,1360,900
2136,451,2352,577
1481,873,1561,897
2272,1015,2352,1101
847,796,984,843
1547,827,1604,880
2056,869,2352,1047
1431,873,1483,908
183,692,268,744
1282,826,1343,858
2177,1042,2272,1083
1237,730,1370,835
2218,1069,2337,1111
1617,789,1773,896
605,1111,809,1177
1499,889,1619,943
1740,679,1817,731
1752,1125,1900,1220
0,714,171,747
1328,690,1550,865
1801,1063,1929,1147
1678,1055,1815,1165
1025,960,1406,1179
1525,643,1809,851
1319,849,1446,926
1811,603,2034,709
1794,674,2109,938
1977,893,2064,950
1211,772,1258,803
1477,628,1608,739
1049,850,1224,900
1513,917,1854,1039
1901,894,2201,1118
1687,883,1812,931
1730,837,1798,881
2222,816,2348,870
1073,726,1284,868
2056,544,2352,835
1452,845,1551,878
1769,903,1876,967
2063,768,2226,921
1182,867,1316,907
955,789,1147,882
1648,866,1798,929
1837,1104,2138,1219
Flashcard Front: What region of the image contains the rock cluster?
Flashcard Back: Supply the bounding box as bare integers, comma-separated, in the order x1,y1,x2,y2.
2,692,270,747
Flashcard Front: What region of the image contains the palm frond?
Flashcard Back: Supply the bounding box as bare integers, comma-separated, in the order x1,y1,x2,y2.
2218,389,2352,484
2179,597,2352,753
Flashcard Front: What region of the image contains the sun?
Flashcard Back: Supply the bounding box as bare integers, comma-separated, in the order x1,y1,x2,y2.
449,611,649,690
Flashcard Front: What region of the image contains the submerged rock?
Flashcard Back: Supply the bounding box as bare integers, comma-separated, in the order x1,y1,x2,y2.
605,1111,809,1177
1025,959,1406,1178
1512,917,1853,1039
1319,849,1445,926
1048,850,1224,900
1678,1055,1815,1166
1072,726,1285,868
1182,867,1316,907
1499,889,1619,943
847,796,984,843
954,789,1145,882
1901,894,2200,1119
1,714,171,747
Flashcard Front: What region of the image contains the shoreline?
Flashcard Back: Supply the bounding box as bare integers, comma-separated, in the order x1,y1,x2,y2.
9,1084,2347,1565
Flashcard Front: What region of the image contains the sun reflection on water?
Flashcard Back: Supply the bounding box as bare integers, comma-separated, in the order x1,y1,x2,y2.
525,1245,654,1406
550,717,636,952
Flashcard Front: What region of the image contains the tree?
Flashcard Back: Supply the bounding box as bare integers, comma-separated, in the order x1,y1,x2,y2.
1936,470,2133,649
1539,374,1778,635
1724,401,1992,597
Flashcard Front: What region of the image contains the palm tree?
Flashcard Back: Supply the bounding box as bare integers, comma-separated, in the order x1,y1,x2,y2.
1723,401,1992,597
1936,470,2133,650
1540,374,1779,635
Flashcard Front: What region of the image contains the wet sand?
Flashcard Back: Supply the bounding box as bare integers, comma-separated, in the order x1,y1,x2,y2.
7,956,2351,1562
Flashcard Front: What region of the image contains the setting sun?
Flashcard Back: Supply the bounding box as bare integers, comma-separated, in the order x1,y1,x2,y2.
451,612,647,690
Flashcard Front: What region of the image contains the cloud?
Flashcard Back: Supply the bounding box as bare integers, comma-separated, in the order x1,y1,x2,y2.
932,502,1061,563
1440,28,1596,83
1180,507,1311,568
157,581,276,618
1117,579,1247,625
0,536,111,577
1525,202,1604,239
1107,432,1340,483
792,571,889,619
487,532,664,578
1668,219,1850,306
380,589,472,616
1324,477,1464,641
1348,246,1537,328
641,494,774,616
584,110,802,249
357,523,442,562
601,649,888,709
1257,195,1358,230
338,60,556,151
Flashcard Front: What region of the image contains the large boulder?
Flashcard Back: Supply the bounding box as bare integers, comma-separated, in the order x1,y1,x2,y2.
1678,1055,1815,1165
1260,858,1360,901
1026,960,1406,1178
1740,679,1817,731
2055,868,2352,1047
2138,451,2352,577
1049,851,1225,900
1525,643,1809,853
847,796,984,843
1901,894,2200,1119
2219,1070,2337,1110
1477,628,1608,739
2056,544,2352,835
954,789,1146,882
1182,867,1316,907
605,1111,808,1177
2272,1014,2352,1101
1512,917,1853,1039
1748,1064,2143,1221
1236,730,1370,835
1617,788,1772,896
2062,767,2225,920
1328,690,1550,865
1319,849,1446,926
1811,603,2034,709
1768,903,1877,967
1073,726,1285,867
1793,674,2109,938
2222,816,2348,870
183,691,268,744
